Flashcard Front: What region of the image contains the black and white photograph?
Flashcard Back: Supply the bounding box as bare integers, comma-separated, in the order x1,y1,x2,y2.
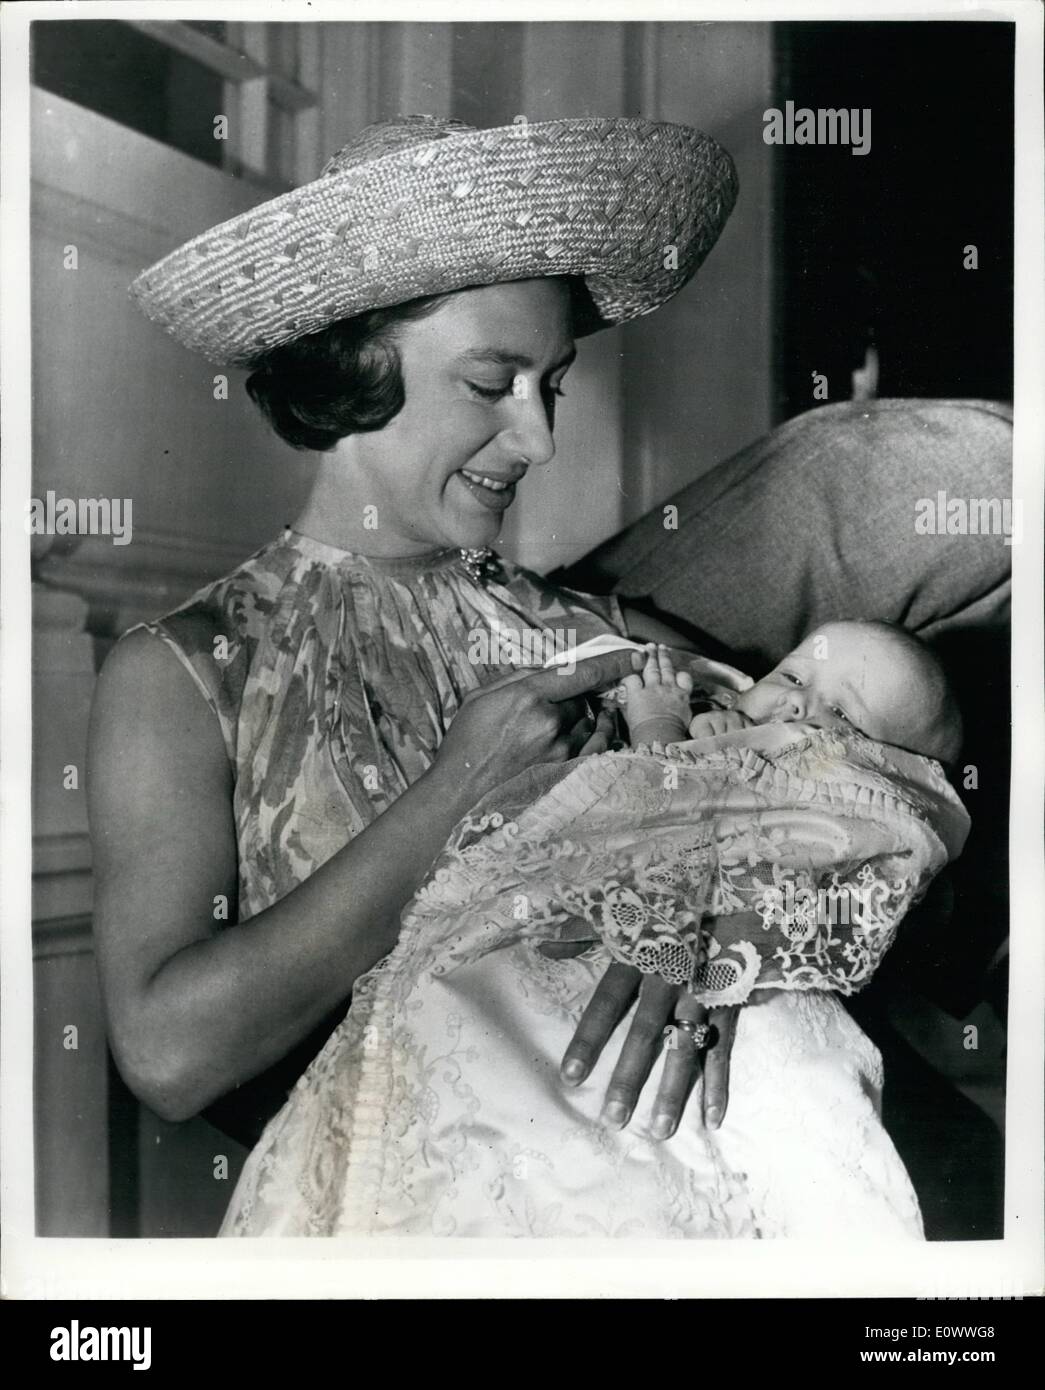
2,0,1042,1313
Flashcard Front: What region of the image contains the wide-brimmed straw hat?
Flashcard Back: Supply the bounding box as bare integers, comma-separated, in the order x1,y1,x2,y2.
130,113,738,367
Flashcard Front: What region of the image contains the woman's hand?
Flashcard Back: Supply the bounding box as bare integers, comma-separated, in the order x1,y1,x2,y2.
559,959,740,1135
435,648,643,802
576,706,617,757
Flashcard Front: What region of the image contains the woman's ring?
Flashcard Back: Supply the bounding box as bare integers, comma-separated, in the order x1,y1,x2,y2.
665,1018,712,1050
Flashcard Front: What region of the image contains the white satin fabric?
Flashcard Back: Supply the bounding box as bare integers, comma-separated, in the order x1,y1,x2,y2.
222,938,922,1238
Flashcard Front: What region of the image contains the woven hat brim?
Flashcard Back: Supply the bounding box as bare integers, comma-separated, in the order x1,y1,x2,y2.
130,116,738,367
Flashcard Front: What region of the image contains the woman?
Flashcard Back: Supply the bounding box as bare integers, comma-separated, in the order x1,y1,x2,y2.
89,113,924,1235
89,115,745,1168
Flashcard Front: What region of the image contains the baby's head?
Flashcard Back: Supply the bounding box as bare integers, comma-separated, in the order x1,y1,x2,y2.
734,620,962,764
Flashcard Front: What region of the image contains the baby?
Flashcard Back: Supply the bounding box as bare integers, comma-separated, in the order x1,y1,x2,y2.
617,620,963,766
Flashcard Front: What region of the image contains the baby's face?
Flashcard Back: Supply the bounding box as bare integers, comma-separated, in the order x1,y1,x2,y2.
734,623,932,749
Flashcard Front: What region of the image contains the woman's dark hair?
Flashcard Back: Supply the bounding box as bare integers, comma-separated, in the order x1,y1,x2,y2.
245,292,453,451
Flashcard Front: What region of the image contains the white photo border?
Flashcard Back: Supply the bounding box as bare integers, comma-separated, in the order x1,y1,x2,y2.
2,0,1042,1301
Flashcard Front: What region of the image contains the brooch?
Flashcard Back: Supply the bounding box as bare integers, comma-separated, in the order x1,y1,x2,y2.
458,547,505,586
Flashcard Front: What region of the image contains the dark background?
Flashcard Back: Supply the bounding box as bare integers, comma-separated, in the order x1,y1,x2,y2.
773,21,1014,417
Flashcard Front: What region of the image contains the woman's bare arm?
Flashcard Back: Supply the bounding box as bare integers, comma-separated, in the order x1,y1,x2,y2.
88,633,641,1123
88,631,490,1122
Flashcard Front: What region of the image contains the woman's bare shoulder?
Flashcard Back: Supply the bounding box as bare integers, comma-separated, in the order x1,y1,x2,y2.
91,625,230,783
97,623,205,705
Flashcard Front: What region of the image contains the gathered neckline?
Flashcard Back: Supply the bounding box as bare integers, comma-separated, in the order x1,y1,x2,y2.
281,528,465,577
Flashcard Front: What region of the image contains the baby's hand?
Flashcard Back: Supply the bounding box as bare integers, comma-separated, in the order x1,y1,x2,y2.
687,708,754,739
616,645,693,745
